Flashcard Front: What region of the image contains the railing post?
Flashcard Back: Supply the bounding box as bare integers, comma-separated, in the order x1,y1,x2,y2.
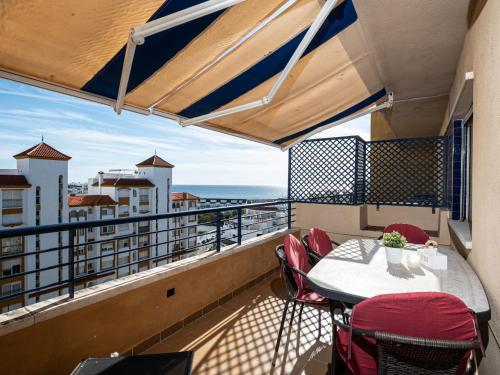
68,229,75,298
237,208,242,245
287,201,292,230
216,211,221,252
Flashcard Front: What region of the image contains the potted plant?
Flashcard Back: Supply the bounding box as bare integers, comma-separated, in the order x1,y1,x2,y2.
382,231,406,264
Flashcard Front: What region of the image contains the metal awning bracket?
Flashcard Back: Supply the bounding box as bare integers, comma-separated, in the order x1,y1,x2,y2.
114,0,246,114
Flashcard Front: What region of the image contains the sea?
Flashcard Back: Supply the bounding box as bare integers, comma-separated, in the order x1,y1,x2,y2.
172,185,287,200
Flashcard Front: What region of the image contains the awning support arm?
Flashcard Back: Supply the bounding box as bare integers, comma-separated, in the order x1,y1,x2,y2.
148,0,299,111
180,0,339,126
114,0,246,114
280,92,394,151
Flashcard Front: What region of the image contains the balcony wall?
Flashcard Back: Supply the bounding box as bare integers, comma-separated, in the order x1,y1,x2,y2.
293,203,450,245
0,229,297,375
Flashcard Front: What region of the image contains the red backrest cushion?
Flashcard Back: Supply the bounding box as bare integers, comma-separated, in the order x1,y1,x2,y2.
308,228,334,257
384,223,429,245
344,292,477,375
283,234,310,294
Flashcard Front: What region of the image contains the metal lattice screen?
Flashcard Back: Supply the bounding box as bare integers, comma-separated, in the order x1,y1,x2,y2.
289,136,447,207
289,137,364,205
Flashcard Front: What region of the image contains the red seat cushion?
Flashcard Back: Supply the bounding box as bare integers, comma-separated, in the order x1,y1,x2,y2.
384,223,429,245
283,234,310,295
308,228,335,257
296,289,327,304
337,292,477,375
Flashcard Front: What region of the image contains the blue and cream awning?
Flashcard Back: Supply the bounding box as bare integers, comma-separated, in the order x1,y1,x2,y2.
0,0,388,148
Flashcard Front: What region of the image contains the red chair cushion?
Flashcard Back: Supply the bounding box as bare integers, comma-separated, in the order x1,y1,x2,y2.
337,292,477,375
308,228,335,257
283,234,310,295
384,223,429,245
296,289,327,304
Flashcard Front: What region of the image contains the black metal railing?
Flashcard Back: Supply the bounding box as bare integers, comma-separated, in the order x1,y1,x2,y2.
0,200,294,308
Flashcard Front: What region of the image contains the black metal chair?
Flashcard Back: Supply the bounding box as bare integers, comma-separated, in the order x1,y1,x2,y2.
272,243,335,369
331,316,481,375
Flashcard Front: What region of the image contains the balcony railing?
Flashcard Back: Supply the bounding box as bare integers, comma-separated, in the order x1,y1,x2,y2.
0,200,293,307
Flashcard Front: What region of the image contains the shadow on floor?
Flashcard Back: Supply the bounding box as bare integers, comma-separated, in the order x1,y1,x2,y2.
146,274,336,374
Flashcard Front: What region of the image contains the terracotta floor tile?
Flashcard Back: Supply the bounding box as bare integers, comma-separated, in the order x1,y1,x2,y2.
146,276,335,374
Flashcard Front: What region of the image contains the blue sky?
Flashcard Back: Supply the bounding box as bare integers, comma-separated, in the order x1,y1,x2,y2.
0,78,370,185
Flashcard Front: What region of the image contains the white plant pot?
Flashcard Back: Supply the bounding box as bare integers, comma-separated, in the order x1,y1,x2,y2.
385,246,403,264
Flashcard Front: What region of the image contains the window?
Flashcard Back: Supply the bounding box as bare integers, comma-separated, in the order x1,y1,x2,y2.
2,260,21,276
2,189,22,208
118,189,129,198
101,207,114,216
88,207,93,214
1,281,21,297
462,116,473,223
133,206,137,213
101,259,114,270
139,189,149,202
138,237,149,249
133,189,137,197
101,242,114,253
188,215,197,222
118,239,129,249
1,237,22,255
118,223,129,232
101,225,114,234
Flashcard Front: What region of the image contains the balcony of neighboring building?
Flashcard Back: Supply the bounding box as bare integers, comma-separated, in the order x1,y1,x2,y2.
117,189,130,206
118,204,130,218
1,190,23,227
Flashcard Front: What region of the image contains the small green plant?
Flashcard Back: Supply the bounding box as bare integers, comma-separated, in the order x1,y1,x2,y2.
383,231,406,248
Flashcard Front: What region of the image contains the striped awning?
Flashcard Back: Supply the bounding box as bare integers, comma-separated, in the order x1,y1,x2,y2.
0,0,387,149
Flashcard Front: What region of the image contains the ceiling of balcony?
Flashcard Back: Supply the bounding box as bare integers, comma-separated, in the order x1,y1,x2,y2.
353,0,470,137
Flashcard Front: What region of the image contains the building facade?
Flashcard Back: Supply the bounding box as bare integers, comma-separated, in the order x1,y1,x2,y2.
1,144,203,310
0,143,70,312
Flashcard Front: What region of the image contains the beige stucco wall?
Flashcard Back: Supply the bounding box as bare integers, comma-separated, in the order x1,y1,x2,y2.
0,231,296,375
293,203,450,245
371,111,396,141
440,1,500,372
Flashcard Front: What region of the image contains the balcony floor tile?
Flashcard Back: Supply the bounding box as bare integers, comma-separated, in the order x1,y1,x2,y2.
145,274,335,374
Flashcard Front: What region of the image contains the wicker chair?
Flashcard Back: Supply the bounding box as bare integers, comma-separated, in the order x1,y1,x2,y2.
332,317,481,374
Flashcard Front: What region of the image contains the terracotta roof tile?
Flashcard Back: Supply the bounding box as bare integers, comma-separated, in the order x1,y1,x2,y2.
172,192,200,201
91,178,155,188
0,175,31,188
68,195,117,207
13,142,71,161
136,155,174,168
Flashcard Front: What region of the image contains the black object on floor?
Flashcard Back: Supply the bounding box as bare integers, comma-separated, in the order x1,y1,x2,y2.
71,352,194,375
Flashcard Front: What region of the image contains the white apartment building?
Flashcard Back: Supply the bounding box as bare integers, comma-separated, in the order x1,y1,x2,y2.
69,155,174,288
0,142,70,312
171,192,200,257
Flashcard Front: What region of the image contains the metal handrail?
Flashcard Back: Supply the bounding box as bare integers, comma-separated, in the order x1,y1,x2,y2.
0,200,290,238
0,200,292,304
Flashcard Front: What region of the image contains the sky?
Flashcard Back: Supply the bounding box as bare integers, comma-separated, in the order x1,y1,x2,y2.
0,78,371,186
